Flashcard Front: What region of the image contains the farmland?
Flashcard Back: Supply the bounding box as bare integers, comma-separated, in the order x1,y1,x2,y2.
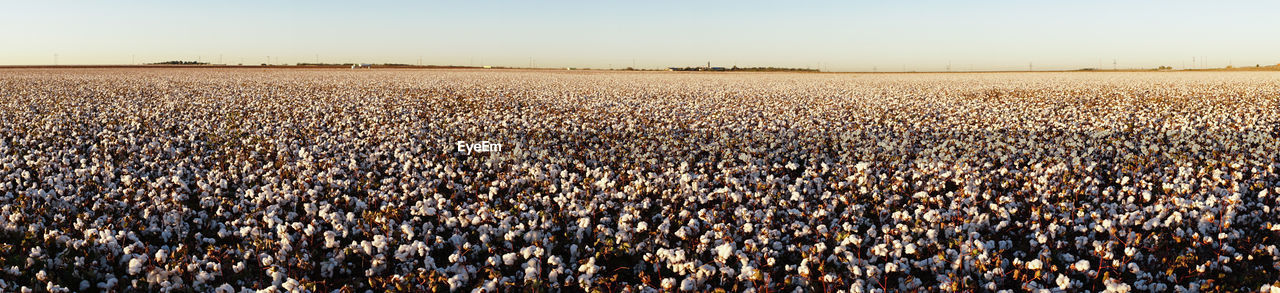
0,68,1278,292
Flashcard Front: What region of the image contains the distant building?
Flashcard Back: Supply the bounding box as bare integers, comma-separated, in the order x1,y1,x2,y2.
667,66,727,71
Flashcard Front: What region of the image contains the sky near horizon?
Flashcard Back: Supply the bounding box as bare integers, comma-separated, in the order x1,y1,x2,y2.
2,0,1277,71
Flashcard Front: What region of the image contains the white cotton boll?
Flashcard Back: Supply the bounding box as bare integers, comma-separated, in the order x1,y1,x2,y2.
521,246,535,260
680,277,696,291
128,258,144,275
400,224,415,239
503,253,518,266
395,244,416,261
1103,278,1131,293
281,278,300,292
675,227,689,239
196,271,214,285
1027,259,1043,270
361,241,375,256
524,260,540,282
1056,274,1072,290
739,265,760,281
871,243,889,257
447,274,465,291
904,243,917,255
715,243,734,262
1073,260,1090,272
662,278,676,289
97,277,118,290
271,269,287,286
324,231,338,248
233,261,246,273
372,235,389,251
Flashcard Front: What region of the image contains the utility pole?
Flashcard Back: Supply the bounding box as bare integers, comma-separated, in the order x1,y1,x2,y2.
54,53,58,65
1029,62,1033,72
1113,59,1117,70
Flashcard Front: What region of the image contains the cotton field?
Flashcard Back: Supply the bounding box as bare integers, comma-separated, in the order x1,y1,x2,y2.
1,68,1279,292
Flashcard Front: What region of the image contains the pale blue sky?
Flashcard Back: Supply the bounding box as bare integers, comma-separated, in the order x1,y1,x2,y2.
2,0,1277,71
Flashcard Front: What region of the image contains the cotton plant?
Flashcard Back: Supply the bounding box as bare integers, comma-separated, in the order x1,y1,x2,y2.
0,69,1277,292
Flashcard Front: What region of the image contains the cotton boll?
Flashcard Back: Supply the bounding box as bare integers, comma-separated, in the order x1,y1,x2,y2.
281,278,300,292
503,253,518,266
715,243,735,262
1027,259,1043,270
1073,260,1090,272
662,278,677,290
1056,274,1071,290
1103,278,1131,293
128,258,144,275
680,277,696,291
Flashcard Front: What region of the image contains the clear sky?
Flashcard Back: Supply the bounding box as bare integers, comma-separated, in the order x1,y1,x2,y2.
2,0,1277,71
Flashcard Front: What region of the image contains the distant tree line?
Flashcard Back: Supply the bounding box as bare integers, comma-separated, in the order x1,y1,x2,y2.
150,61,208,65
667,66,819,72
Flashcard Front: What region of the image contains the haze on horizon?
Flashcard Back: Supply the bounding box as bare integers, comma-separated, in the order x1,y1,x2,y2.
2,0,1277,72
